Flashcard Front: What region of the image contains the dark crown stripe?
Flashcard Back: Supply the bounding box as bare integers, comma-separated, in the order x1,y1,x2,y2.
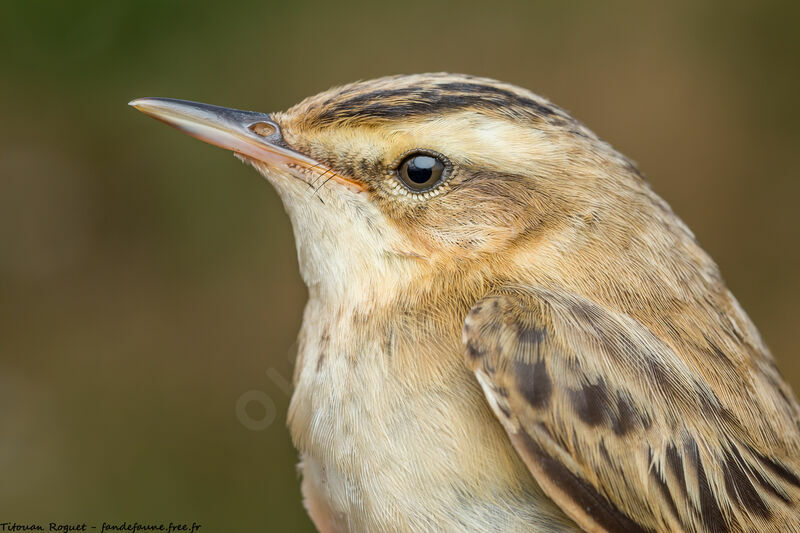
312,81,562,125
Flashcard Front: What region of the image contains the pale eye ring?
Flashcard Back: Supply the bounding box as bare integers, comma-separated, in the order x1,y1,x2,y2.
395,150,450,192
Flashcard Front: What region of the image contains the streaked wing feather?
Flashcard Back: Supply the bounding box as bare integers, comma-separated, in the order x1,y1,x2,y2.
464,286,800,533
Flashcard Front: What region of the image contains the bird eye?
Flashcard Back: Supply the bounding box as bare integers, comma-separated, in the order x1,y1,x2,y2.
397,152,448,191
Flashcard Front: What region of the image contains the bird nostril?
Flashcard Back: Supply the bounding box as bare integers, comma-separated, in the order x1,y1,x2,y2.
249,122,277,138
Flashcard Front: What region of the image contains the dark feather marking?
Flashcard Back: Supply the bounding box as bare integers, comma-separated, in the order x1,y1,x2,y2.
316,329,331,372
382,326,394,361
641,411,653,430
702,334,739,372
665,443,688,502
598,440,614,466
722,448,770,518
568,299,601,328
749,447,800,489
647,359,682,398
747,460,792,505
311,82,566,125
704,334,729,361
315,86,426,121
718,407,744,431
611,393,640,436
570,380,611,427
315,352,326,372
515,428,653,533
533,421,556,442
466,340,485,361
689,439,730,533
514,359,551,409
516,326,547,351
535,421,571,452
435,81,559,118
357,157,378,176
497,403,512,419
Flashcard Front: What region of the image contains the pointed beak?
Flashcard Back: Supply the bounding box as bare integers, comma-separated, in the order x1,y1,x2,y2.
128,97,364,191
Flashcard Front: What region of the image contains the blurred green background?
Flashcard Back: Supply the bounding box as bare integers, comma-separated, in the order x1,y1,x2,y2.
1,1,798,530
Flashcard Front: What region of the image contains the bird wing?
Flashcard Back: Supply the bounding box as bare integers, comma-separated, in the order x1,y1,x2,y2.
463,285,800,533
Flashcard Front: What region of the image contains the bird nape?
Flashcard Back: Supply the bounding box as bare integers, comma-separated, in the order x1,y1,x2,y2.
131,73,800,533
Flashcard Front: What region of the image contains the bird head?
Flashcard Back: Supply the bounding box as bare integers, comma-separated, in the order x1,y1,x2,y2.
131,73,694,309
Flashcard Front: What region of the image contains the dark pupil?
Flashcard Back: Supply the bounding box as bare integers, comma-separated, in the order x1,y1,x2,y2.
406,156,437,184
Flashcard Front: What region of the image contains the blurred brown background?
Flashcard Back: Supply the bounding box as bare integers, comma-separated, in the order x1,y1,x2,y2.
1,1,798,530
